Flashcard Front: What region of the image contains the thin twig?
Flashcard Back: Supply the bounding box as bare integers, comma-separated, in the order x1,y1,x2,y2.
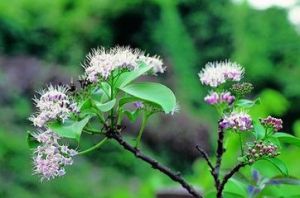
217,162,247,198
195,145,214,171
108,131,202,198
196,145,219,189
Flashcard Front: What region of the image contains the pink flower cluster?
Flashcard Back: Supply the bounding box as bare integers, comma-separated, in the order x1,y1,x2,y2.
220,111,253,131
204,91,235,105
33,130,77,181
260,116,283,131
29,85,78,127
246,141,279,163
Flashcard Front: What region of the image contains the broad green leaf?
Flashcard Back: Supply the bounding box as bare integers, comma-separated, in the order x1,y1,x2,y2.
94,99,116,112
264,158,288,176
115,63,152,88
78,98,92,111
119,96,140,107
205,191,216,198
223,192,245,198
26,132,39,149
224,178,248,197
273,132,300,147
48,116,91,141
78,99,97,118
100,82,111,99
80,108,98,118
119,82,176,114
253,121,265,140
91,88,105,101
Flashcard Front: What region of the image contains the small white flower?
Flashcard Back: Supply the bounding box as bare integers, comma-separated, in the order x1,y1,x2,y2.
84,46,166,82
32,129,77,181
29,85,78,127
199,61,244,87
140,55,166,74
84,46,142,81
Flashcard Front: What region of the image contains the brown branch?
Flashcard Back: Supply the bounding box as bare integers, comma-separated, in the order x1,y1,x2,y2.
215,124,226,178
195,145,214,170
195,145,219,189
108,131,202,198
216,162,247,198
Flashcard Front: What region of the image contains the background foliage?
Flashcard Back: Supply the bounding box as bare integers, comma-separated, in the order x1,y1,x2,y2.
1,0,300,197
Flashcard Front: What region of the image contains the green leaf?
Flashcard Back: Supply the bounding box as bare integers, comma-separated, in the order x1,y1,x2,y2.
91,88,105,102
78,98,92,111
253,121,266,140
48,116,91,141
224,178,247,197
223,192,245,198
124,110,141,122
26,132,39,149
273,132,300,147
236,99,255,108
115,63,152,88
119,96,140,107
100,82,111,99
119,82,176,114
93,99,116,112
267,136,281,147
236,98,260,108
264,158,288,176
268,176,300,185
205,191,217,198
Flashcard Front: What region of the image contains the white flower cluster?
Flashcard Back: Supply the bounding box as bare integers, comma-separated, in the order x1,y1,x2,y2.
84,46,165,82
33,130,77,181
199,61,244,87
140,55,166,74
220,111,253,131
29,85,78,127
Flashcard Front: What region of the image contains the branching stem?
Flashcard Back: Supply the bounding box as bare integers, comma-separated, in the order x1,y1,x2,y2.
196,124,246,198
217,162,247,198
107,131,202,198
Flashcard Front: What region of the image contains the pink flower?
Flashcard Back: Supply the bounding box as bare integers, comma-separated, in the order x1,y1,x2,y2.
260,116,283,131
220,111,253,131
29,85,78,127
32,130,77,181
220,92,235,105
204,91,235,105
204,92,219,105
133,101,144,109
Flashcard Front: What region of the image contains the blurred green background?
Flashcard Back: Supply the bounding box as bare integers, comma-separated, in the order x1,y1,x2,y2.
1,0,300,197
